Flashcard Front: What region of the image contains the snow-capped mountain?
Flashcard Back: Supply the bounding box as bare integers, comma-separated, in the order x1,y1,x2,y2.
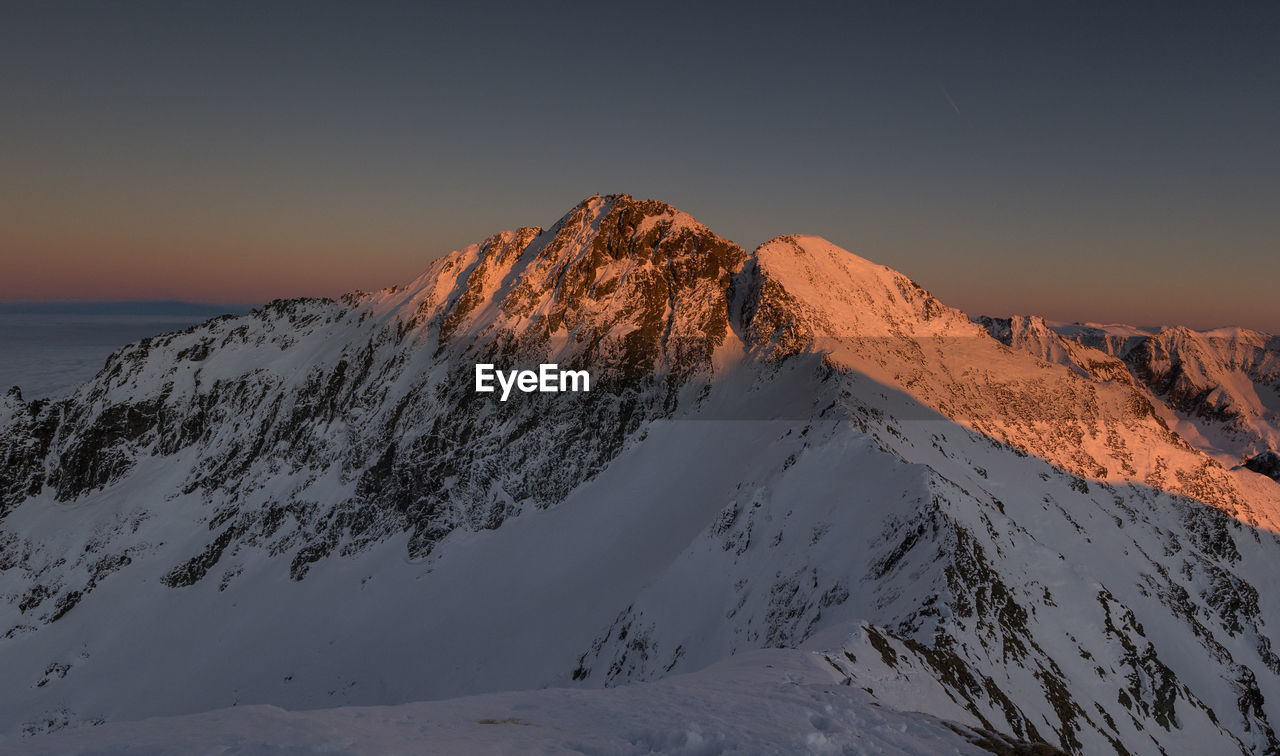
3,195,1280,754
979,317,1280,468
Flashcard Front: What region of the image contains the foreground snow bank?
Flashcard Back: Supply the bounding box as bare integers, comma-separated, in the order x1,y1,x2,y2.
11,650,1003,755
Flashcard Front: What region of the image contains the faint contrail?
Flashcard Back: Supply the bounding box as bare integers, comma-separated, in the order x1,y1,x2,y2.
941,85,961,115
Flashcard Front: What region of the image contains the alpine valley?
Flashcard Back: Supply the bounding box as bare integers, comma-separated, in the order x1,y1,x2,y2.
3,195,1279,754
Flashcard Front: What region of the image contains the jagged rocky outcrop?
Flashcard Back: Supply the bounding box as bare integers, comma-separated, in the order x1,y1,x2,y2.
0,389,59,518
1245,451,1280,482
3,196,1280,754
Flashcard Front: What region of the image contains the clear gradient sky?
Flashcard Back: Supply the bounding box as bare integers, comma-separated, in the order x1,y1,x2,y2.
2,1,1277,330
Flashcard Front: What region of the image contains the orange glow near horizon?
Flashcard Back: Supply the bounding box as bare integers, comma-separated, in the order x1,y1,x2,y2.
4,220,1277,334
0,225,459,304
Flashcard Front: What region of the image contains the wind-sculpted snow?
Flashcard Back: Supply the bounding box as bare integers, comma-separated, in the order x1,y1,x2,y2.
3,196,1280,754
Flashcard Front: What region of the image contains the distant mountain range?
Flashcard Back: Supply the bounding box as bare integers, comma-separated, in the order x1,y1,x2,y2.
2,196,1278,754
977,315,1280,477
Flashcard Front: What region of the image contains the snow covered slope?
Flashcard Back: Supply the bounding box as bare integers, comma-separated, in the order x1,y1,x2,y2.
1044,319,1274,460
9,649,1033,755
979,319,1280,467
4,196,1280,754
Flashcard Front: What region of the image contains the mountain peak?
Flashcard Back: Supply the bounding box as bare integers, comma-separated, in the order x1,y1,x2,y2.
750,234,976,341
366,195,747,382
545,194,713,248
384,203,996,371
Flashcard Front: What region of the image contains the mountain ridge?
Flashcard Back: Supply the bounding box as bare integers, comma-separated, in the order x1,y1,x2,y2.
977,315,1280,469
2,195,1280,753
